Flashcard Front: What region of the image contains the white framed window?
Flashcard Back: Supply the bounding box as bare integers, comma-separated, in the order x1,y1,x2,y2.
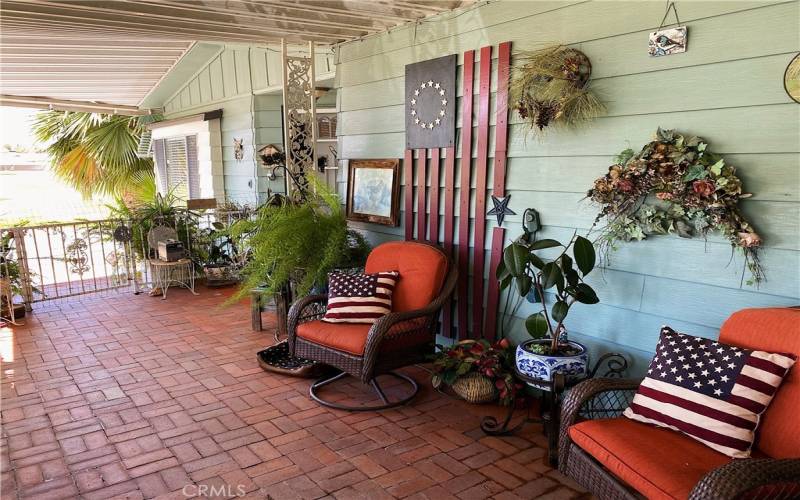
149,112,222,201
153,135,199,199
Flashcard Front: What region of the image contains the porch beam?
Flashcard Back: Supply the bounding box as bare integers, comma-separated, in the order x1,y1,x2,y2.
18,0,363,37
0,3,348,42
131,0,387,33
237,0,420,23
0,94,156,116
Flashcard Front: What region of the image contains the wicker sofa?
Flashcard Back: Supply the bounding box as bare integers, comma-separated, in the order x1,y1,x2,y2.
287,241,457,411
558,308,800,499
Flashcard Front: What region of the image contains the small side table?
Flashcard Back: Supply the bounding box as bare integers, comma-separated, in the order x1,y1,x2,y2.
148,258,198,300
481,353,628,466
251,285,293,339
251,287,268,331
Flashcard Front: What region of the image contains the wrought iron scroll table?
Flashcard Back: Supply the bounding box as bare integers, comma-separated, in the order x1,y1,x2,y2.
481,353,628,466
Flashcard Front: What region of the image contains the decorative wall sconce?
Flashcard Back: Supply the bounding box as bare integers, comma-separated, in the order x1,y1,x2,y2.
233,138,244,160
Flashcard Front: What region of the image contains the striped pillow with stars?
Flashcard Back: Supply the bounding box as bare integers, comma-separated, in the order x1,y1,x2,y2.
623,326,795,458
321,271,400,324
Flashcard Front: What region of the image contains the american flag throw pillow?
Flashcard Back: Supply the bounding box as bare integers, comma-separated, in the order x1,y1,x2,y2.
624,326,795,458
321,271,400,324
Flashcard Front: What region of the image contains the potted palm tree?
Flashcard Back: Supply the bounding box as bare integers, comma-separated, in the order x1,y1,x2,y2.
497,234,599,389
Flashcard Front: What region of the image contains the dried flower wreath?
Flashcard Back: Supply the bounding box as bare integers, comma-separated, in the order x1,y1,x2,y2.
587,128,764,285
511,45,604,134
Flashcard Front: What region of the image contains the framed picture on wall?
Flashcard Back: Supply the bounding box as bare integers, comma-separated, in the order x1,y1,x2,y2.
346,159,400,226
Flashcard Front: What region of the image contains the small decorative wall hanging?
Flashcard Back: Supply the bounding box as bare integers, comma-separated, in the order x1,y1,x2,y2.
649,2,687,57
112,225,131,243
511,45,604,135
233,138,244,160
487,195,515,226
784,53,800,103
259,144,285,167
346,159,400,226
587,128,764,284
405,54,457,149
517,208,541,245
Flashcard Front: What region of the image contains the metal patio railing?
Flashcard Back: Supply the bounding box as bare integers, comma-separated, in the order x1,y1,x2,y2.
1,208,253,310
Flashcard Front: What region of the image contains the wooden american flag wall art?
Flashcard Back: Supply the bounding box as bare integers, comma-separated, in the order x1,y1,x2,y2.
403,42,512,340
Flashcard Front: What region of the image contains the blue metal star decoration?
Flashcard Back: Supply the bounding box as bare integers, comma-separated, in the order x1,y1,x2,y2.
487,195,516,226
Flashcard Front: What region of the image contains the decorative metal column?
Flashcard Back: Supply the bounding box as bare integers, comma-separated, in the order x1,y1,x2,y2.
281,40,317,199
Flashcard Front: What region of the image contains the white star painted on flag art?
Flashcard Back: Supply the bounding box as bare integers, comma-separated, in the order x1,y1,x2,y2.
409,80,447,131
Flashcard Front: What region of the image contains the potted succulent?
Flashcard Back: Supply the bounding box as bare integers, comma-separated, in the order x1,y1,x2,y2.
497,234,599,389
431,338,523,405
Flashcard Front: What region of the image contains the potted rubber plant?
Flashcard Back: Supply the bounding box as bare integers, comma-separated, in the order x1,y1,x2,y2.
497,234,599,389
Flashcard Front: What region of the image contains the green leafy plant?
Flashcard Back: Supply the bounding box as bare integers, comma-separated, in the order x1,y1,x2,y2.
587,128,763,284
498,234,599,355
107,187,196,260
1,224,41,302
32,110,160,198
229,177,370,301
431,338,522,405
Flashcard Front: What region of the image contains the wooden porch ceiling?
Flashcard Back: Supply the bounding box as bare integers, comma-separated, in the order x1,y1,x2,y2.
0,0,473,113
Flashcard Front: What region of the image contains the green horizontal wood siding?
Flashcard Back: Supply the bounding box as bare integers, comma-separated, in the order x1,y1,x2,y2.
161,46,335,203
335,0,800,376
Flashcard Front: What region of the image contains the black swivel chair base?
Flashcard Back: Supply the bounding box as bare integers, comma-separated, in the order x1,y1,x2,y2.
309,371,419,411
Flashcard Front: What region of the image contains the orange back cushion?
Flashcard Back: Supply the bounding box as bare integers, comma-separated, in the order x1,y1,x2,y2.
719,307,800,458
364,241,448,312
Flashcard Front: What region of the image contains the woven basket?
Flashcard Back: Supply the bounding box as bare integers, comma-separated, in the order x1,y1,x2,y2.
451,372,497,404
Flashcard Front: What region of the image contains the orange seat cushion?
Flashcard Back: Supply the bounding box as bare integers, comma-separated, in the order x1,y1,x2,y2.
365,241,447,313
718,308,800,459
297,320,370,356
569,417,736,500
297,319,430,356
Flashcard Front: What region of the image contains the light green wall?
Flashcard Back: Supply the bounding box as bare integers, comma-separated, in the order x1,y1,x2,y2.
156,45,335,204
334,1,800,374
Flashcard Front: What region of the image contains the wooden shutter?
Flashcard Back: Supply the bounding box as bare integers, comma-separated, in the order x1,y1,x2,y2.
153,138,167,193
164,137,188,198
186,135,200,199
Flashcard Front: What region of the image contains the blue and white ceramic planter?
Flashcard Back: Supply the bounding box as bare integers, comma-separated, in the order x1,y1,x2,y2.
516,339,589,391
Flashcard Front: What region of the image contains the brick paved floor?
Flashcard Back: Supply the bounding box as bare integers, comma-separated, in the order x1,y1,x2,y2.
1,286,589,499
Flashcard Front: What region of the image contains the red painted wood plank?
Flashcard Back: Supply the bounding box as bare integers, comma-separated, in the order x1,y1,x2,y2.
443,148,456,253
428,149,440,243
485,230,506,340
416,149,427,241
404,149,414,241
457,50,475,340
492,42,511,194
471,45,492,339
442,147,456,337
485,41,512,341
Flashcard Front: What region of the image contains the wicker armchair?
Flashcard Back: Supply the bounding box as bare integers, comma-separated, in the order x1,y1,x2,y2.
287,241,457,411
558,308,800,500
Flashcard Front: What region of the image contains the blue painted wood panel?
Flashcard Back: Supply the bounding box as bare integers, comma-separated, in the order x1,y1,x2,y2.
335,1,800,376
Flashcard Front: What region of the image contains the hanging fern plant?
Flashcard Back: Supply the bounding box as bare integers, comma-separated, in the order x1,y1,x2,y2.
228,177,370,303
587,128,764,285
511,45,605,134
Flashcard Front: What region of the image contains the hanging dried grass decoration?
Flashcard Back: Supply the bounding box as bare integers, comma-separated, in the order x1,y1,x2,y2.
511,45,604,134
